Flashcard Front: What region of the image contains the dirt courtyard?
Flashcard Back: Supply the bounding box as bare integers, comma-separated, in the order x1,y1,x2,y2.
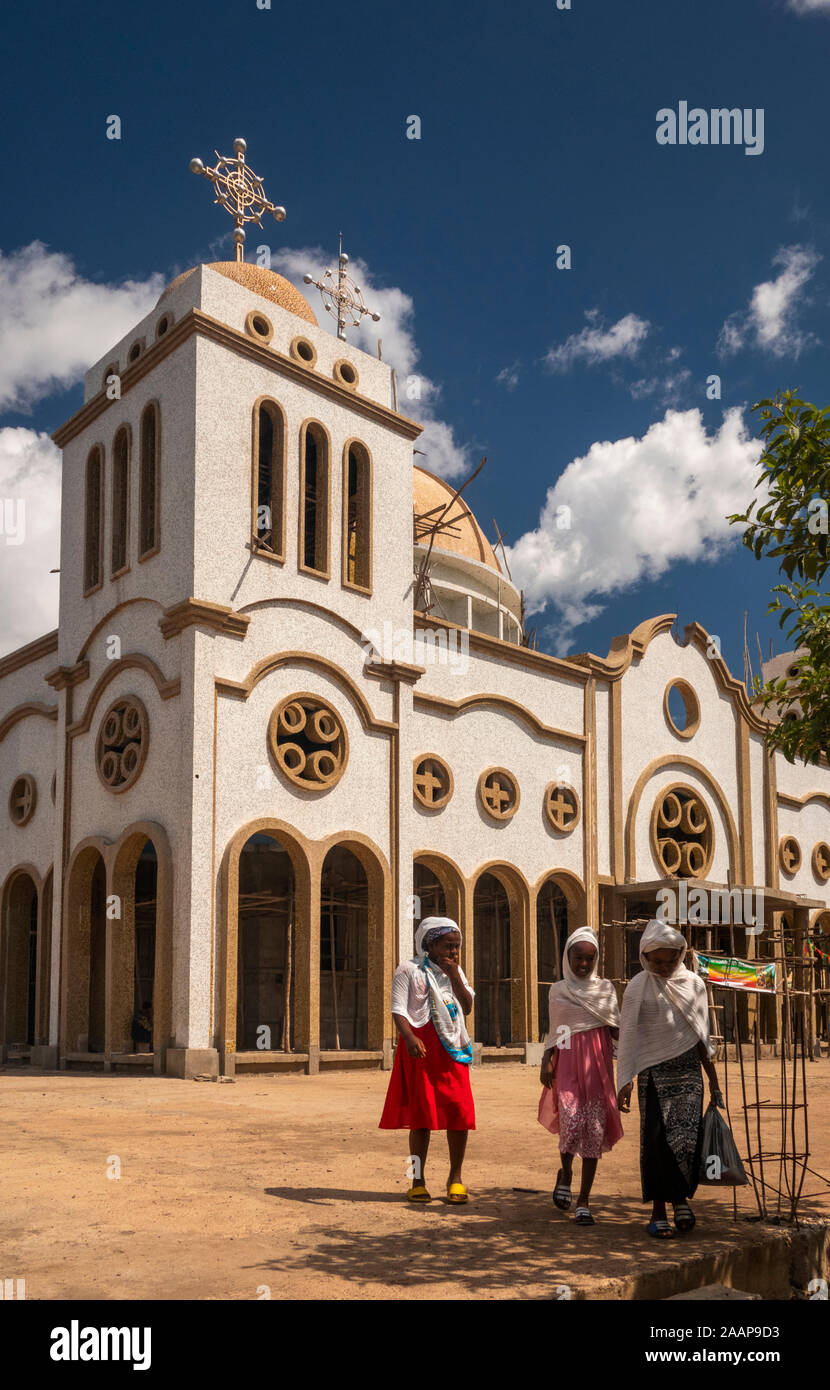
2,1059,829,1301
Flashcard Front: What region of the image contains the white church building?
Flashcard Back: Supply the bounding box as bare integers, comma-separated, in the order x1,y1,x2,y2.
2,254,830,1078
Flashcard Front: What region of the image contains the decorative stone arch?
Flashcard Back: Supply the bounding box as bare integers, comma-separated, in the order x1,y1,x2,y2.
530,869,588,1041
624,755,740,883
219,818,314,1069
61,836,110,1055
470,860,531,1045
316,830,393,1054
413,850,465,957
109,821,174,1066
68,654,179,738
0,862,43,1058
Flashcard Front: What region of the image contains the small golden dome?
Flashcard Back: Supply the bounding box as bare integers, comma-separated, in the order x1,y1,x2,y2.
413,465,502,573
159,261,318,326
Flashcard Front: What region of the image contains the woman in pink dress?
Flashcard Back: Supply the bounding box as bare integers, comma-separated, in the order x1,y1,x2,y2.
538,927,623,1226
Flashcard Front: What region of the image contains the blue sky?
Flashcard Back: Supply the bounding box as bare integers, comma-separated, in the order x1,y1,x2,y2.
2,0,829,675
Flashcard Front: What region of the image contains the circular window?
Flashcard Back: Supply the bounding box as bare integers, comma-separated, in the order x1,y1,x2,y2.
333,358,358,391
245,310,273,345
127,340,143,364
651,785,713,878
289,336,317,367
414,754,453,810
96,696,149,793
544,782,581,834
663,680,700,739
156,314,173,339
779,836,802,876
9,774,36,827
812,843,830,883
269,694,348,791
478,767,519,822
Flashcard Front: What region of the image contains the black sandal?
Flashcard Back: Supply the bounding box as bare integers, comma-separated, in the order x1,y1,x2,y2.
673,1202,696,1234
648,1218,675,1239
574,1205,595,1225
552,1169,572,1210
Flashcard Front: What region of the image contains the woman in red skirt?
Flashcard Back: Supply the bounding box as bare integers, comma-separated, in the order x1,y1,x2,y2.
379,917,475,1204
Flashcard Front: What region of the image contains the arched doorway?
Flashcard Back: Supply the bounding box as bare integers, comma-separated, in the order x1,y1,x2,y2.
320,846,368,1051
88,858,107,1053
237,833,296,1051
812,912,830,1048
2,871,38,1052
473,872,512,1045
536,878,568,1042
132,842,157,1053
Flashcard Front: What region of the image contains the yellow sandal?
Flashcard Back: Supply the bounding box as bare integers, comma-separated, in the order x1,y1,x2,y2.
406,1184,432,1202
446,1182,468,1204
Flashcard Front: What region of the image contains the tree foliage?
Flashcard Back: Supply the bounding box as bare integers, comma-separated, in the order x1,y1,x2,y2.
728,390,830,764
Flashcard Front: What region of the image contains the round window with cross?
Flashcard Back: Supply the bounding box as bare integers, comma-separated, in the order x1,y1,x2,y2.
779,835,802,876
477,767,519,822
413,754,453,811
544,782,581,834
269,693,348,792
812,842,830,884
8,774,37,827
651,784,713,878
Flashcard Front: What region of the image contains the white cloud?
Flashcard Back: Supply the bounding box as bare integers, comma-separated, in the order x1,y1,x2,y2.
506,407,764,654
0,428,61,657
718,245,820,357
273,245,469,478
787,0,830,12
629,367,692,405
544,310,649,371
496,360,521,390
0,242,165,413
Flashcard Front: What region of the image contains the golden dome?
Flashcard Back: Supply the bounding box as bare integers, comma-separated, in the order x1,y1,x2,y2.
159,261,318,326
413,465,502,573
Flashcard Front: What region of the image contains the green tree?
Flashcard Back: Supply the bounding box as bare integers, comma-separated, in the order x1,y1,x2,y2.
729,390,830,765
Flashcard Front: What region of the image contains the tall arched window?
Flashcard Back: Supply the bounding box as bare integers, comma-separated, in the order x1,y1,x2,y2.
343,441,371,592
110,425,131,577
252,399,285,560
139,402,160,560
83,445,104,594
299,421,329,577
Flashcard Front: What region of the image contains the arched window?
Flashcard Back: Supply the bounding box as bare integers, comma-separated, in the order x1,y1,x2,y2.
343,441,371,591
110,425,130,577
139,402,160,560
83,445,104,594
299,422,329,576
252,400,285,560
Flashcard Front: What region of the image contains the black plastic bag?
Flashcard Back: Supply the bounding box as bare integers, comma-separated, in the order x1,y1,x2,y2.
698,1102,749,1185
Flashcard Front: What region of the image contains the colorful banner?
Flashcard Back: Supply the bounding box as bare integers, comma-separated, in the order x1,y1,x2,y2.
694,951,777,993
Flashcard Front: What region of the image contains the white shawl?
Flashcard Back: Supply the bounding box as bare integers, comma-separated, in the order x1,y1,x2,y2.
413,916,472,1064
543,926,620,1046
616,919,713,1091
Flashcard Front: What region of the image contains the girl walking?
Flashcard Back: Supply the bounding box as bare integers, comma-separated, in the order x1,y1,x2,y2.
379,916,475,1204
616,919,722,1238
538,926,623,1225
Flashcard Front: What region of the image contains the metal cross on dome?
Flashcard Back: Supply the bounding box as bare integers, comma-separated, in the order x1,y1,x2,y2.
189,138,285,263
304,234,380,341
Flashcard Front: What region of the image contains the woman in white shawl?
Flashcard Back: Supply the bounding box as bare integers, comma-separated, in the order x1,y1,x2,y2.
538,927,623,1226
616,919,723,1238
379,917,475,1204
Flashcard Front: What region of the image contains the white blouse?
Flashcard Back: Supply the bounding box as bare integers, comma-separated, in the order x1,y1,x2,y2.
390,959,475,1028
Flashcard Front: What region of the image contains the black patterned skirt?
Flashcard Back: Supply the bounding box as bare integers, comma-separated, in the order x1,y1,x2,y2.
637,1044,703,1203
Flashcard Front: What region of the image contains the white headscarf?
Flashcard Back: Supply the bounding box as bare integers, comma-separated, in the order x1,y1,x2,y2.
543,926,620,1045
412,916,472,1064
616,919,713,1090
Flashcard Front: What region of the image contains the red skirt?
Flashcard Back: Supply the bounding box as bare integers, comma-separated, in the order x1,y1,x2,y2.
379,1023,476,1130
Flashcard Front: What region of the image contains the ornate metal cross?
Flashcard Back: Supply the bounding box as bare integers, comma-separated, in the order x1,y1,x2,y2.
190,138,285,263
304,233,380,341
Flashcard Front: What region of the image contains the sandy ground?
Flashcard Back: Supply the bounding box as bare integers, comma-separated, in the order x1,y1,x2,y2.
2,1058,829,1301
